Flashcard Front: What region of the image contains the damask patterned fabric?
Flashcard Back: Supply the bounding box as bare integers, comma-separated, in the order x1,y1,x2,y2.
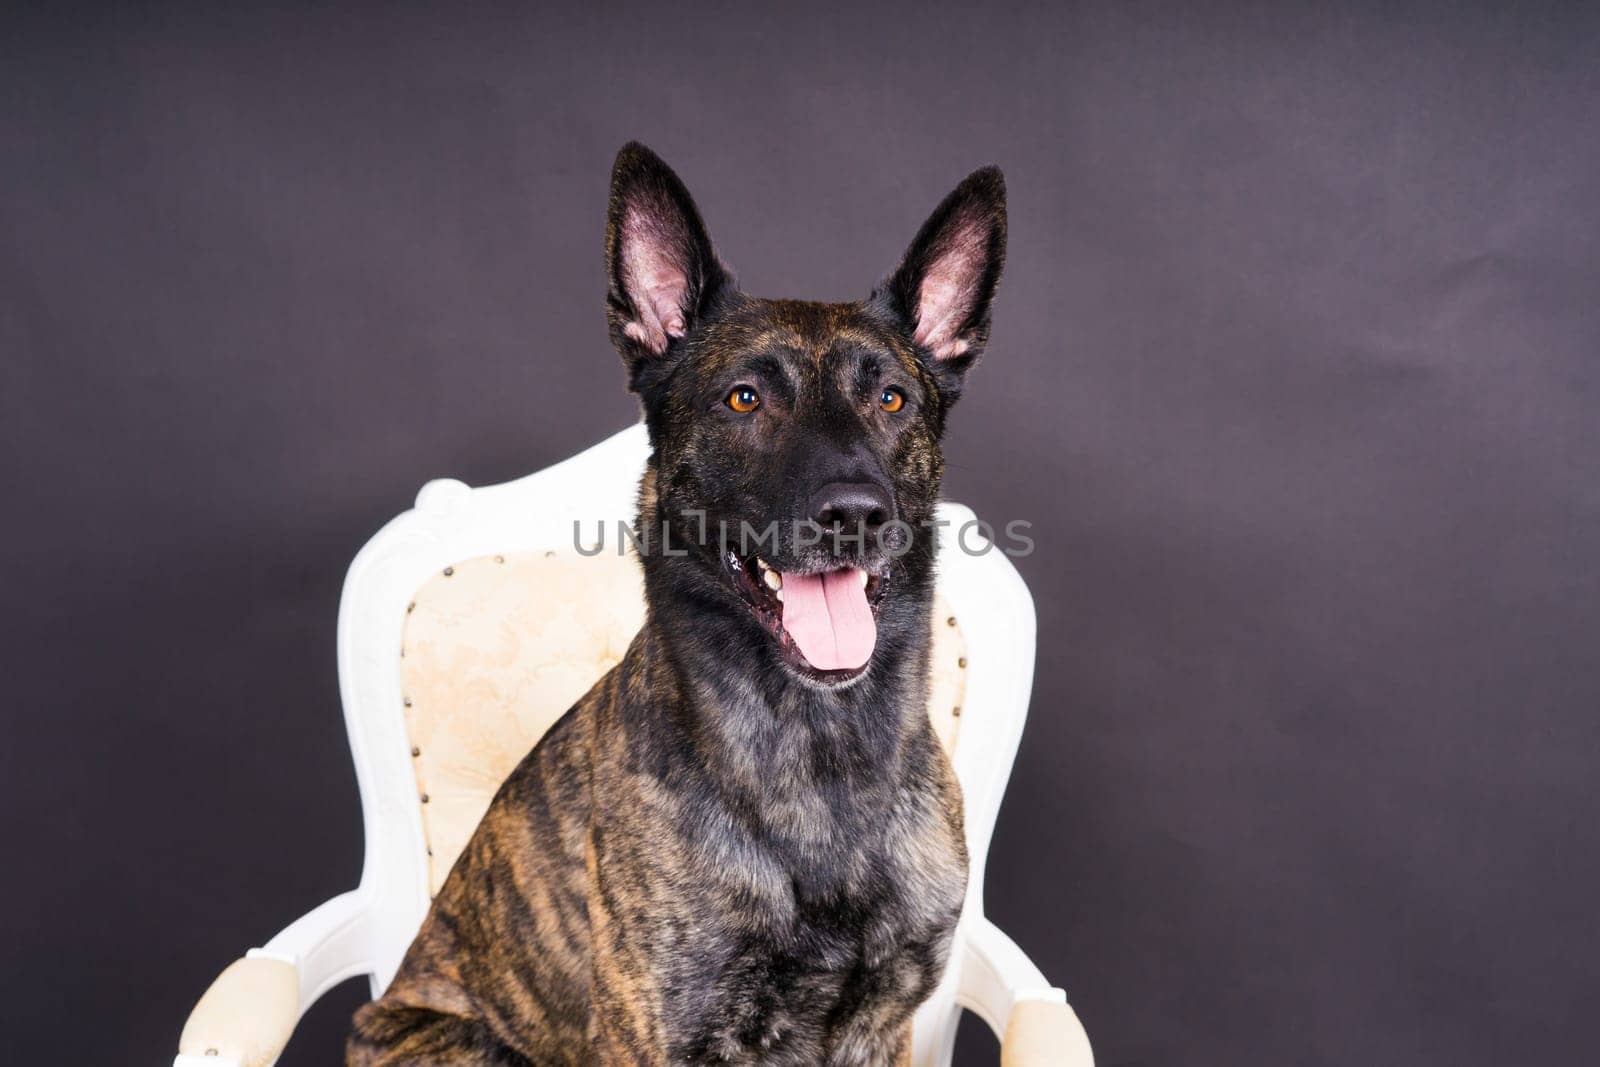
400,550,969,893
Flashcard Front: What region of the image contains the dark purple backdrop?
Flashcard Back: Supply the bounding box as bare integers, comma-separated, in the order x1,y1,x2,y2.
4,3,1598,1064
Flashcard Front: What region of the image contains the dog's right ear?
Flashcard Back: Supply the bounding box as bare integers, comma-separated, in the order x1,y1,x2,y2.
605,143,732,383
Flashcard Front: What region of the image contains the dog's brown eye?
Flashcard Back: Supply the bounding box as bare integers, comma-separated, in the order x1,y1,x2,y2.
727,386,760,413
879,387,905,413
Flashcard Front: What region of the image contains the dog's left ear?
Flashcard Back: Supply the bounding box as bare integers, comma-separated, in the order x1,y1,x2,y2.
605,142,732,385
875,166,1007,392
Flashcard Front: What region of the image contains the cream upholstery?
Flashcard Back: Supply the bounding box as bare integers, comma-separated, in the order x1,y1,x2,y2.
177,956,298,1067
1001,999,1095,1067
400,548,969,894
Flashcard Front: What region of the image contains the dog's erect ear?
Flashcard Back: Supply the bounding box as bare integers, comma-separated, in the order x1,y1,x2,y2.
875,167,1007,388
605,143,731,377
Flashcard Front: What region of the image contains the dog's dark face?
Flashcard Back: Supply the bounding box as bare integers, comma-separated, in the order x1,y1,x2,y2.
604,143,1005,689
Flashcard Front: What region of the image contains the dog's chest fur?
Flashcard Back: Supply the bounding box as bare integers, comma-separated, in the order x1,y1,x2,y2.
584,627,970,1064
360,619,969,1067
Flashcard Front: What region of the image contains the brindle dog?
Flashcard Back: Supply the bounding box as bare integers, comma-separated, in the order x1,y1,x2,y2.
347,143,1007,1066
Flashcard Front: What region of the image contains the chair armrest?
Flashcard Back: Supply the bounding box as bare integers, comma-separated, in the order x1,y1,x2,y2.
956,916,1094,1067
1001,997,1094,1067
174,890,372,1067
174,952,298,1067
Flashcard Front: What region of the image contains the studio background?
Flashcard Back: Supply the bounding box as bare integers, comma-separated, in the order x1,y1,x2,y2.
4,3,1597,1064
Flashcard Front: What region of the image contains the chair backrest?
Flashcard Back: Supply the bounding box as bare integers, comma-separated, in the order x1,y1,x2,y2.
337,422,1037,992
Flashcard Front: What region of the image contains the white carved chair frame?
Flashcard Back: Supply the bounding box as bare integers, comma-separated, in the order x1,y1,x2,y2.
173,423,1092,1067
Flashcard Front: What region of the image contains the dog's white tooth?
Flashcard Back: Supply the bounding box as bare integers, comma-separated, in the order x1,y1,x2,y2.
756,557,770,572
763,568,783,591
858,570,869,589
775,588,784,602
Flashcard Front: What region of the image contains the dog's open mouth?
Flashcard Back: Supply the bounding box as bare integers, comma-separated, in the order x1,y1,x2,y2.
723,550,887,678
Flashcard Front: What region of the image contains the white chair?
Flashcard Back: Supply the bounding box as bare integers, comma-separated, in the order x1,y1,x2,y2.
173,423,1092,1067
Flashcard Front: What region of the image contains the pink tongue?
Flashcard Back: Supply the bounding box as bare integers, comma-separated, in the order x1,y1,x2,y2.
780,568,876,671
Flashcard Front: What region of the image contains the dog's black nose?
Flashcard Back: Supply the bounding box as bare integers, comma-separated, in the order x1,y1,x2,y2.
808,481,893,531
